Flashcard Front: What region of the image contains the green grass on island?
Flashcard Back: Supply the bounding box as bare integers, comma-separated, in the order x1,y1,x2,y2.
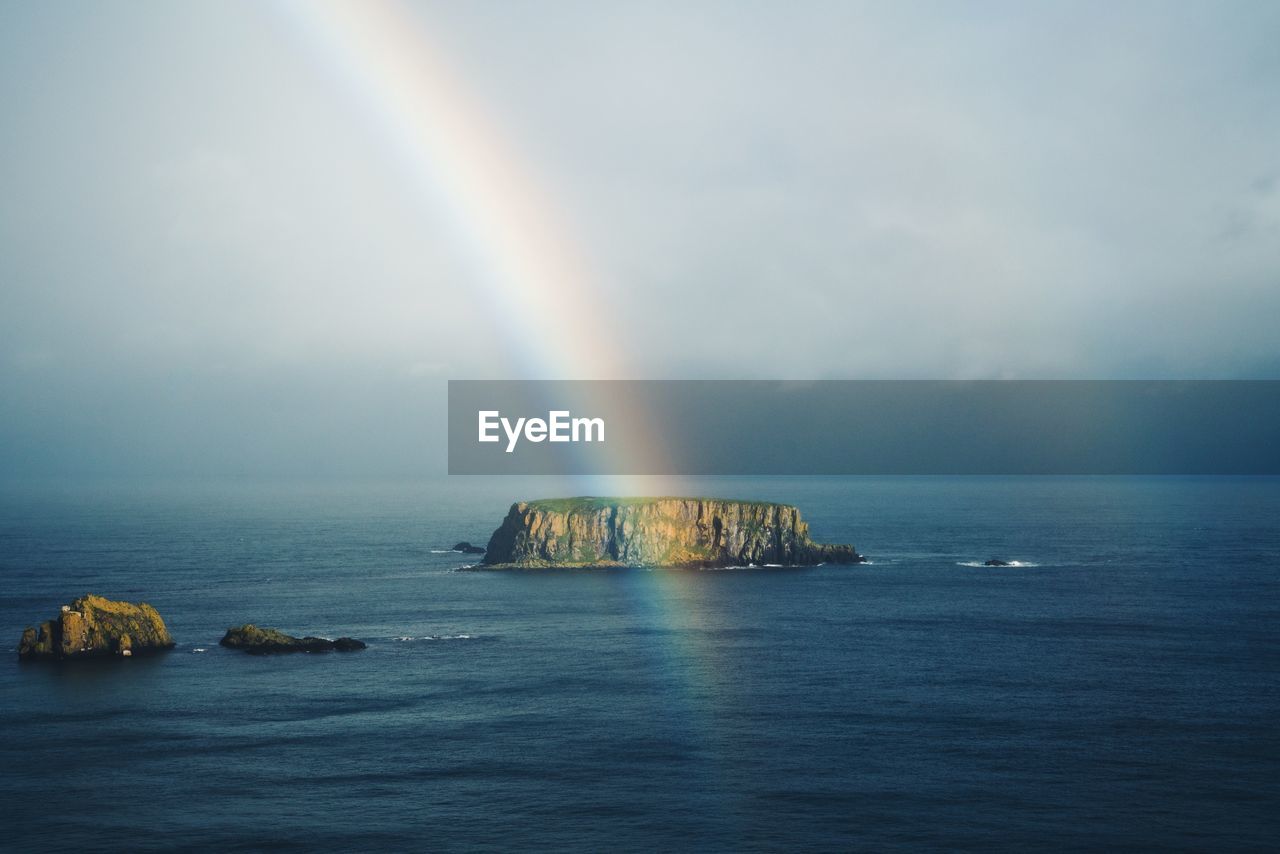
524,497,783,513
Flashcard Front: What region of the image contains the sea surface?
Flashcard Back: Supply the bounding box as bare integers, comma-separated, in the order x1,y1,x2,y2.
1,476,1278,852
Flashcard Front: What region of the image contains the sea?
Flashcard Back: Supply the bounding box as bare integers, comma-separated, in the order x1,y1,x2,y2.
1,476,1277,852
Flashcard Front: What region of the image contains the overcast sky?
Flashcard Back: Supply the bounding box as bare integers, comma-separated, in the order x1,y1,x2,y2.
2,1,1278,476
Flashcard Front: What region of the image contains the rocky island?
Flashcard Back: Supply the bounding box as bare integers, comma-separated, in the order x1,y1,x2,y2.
476,497,866,569
220,624,367,654
18,594,174,660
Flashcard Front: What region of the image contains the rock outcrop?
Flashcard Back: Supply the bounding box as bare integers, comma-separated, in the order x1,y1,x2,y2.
478,497,866,569
984,558,1012,567
219,624,367,655
18,595,174,660
452,541,486,554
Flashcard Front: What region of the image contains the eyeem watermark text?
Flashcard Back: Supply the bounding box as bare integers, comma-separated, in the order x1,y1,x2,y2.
478,410,605,453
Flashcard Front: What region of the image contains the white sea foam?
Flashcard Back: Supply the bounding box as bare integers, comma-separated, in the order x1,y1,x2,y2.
192,648,207,653
957,560,1040,568
704,563,829,571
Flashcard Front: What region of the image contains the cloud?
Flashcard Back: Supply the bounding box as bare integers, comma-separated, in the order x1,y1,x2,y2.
1,0,1277,473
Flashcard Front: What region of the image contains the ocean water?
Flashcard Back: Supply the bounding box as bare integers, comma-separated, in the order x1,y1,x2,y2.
1,476,1277,852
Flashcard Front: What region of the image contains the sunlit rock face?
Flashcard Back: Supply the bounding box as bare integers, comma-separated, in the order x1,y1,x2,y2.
480,497,866,569
18,595,174,660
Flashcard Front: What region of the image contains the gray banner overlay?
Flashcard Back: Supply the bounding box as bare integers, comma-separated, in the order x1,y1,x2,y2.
448,380,1280,475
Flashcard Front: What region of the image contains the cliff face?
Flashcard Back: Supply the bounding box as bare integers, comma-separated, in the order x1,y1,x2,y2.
481,497,865,568
18,594,174,660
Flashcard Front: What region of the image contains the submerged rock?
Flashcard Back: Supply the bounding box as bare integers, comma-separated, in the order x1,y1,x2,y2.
219,624,367,655
452,541,486,554
477,497,866,569
17,595,174,660
983,558,1012,566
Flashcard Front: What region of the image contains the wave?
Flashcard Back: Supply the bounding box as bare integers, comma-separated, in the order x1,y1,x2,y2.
191,647,207,653
956,560,1040,568
394,634,475,642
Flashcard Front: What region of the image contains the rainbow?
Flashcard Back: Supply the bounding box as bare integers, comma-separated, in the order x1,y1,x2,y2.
274,0,678,488
271,0,735,687
270,10,743,823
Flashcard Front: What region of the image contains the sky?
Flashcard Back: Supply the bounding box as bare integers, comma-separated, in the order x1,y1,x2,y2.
1,0,1278,476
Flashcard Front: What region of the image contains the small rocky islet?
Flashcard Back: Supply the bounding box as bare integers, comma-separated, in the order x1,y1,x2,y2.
219,624,366,654
16,595,366,660
18,594,174,660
